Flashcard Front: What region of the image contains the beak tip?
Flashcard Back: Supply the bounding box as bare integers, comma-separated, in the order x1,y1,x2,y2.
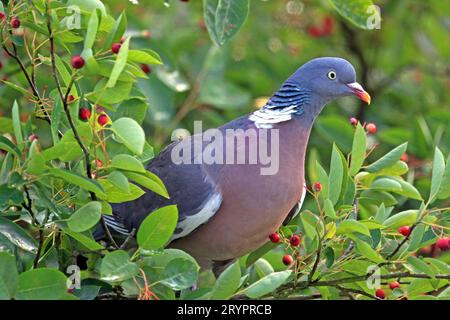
347,82,371,106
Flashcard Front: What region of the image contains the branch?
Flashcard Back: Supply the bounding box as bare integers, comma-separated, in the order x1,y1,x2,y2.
308,241,322,283
1,38,52,124
311,272,450,287
45,5,118,248
22,186,43,268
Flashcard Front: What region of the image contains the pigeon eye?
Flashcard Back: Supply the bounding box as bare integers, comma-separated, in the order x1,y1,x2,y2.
327,71,337,80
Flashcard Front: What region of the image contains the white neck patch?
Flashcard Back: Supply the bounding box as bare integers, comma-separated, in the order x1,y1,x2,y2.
249,105,299,128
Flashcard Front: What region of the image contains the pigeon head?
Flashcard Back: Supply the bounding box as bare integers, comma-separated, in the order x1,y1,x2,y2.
288,57,371,105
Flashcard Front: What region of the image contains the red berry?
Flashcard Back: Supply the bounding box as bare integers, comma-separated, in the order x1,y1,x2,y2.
142,30,151,38
289,235,301,247
366,123,377,134
96,159,103,167
419,245,433,256
282,254,293,266
307,26,323,38
141,64,151,74
97,114,109,126
10,17,20,29
0,12,5,20
111,43,121,54
375,289,385,299
349,117,358,126
71,55,85,69
79,108,91,121
389,281,400,290
198,19,206,31
269,232,280,243
28,134,38,142
436,237,450,251
398,226,411,237
400,153,409,162
322,16,334,35
67,95,75,103
313,182,322,192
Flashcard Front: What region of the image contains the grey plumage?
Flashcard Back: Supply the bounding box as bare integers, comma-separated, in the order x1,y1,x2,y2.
104,57,371,270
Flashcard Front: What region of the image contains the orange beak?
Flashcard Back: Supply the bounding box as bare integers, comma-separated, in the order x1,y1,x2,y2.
347,82,371,105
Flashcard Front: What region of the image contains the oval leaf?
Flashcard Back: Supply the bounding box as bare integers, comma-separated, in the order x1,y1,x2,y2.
137,205,178,250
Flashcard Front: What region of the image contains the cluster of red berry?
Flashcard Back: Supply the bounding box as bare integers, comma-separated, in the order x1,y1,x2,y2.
307,16,334,38
78,107,109,127
0,11,21,29
349,117,377,134
375,280,402,299
268,232,302,266
397,225,450,251
70,37,151,75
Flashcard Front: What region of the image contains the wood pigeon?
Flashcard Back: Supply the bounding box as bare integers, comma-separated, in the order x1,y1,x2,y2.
103,57,371,273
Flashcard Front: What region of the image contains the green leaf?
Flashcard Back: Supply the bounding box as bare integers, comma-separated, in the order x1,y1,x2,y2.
390,177,423,200
349,123,367,175
111,117,145,155
336,220,370,236
67,201,102,232
106,37,129,88
437,153,450,200
204,0,250,46
243,270,292,298
408,224,426,252
12,101,24,150
300,211,322,239
48,168,106,197
100,250,139,282
15,269,68,300
366,143,408,173
0,252,18,300
137,205,178,250
96,179,144,203
210,261,241,300
127,49,162,65
0,217,38,253
110,154,146,173
329,144,344,205
383,210,418,229
84,9,99,50
1,81,33,97
159,258,199,290
324,199,337,219
407,256,436,278
377,161,409,176
329,0,376,30
67,0,106,15
429,147,445,203
245,242,278,268
115,99,148,125
108,171,130,193
64,229,104,251
374,203,390,223
315,161,329,201
353,238,384,263
103,12,127,50
370,177,403,193
0,136,21,158
123,171,169,199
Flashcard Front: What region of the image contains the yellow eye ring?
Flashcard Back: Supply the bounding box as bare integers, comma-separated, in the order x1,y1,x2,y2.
327,71,336,80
